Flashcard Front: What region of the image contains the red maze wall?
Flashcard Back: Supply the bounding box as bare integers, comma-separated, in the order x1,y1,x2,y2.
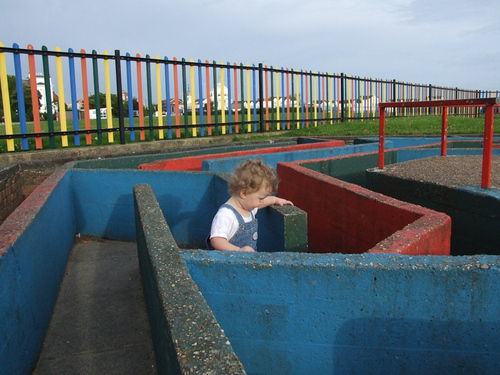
277,162,451,255
137,140,345,171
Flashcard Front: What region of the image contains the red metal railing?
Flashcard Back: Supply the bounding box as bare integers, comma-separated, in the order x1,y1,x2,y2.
378,98,500,188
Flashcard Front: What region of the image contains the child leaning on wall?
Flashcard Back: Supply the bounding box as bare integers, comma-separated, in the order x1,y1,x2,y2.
207,158,293,252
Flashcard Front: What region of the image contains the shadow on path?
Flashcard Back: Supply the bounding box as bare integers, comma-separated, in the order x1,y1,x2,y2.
32,238,156,375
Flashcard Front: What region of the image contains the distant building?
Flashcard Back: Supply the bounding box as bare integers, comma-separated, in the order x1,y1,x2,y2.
161,99,184,114
88,108,110,119
25,73,56,114
202,83,229,110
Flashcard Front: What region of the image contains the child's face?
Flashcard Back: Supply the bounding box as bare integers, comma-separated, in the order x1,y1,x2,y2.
240,185,272,211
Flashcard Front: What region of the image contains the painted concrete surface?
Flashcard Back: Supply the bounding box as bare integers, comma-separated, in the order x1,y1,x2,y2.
288,145,499,256
133,181,500,374
277,160,451,255
70,169,306,252
137,140,345,171
200,137,500,174
367,163,500,256
73,139,297,170
202,141,390,172
182,249,500,375
356,136,500,148
0,169,75,375
2,136,500,374
70,169,219,245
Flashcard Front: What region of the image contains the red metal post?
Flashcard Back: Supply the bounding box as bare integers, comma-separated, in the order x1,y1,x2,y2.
441,106,448,156
481,104,494,188
378,107,386,169
378,97,498,188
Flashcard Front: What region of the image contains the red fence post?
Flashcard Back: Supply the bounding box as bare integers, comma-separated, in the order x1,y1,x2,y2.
482,104,494,188
441,106,448,156
378,106,386,169
27,45,43,149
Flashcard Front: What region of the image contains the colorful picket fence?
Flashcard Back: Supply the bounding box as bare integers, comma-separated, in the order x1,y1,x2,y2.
0,42,499,152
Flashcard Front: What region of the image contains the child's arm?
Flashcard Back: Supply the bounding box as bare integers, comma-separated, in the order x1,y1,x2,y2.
210,236,255,252
261,195,294,208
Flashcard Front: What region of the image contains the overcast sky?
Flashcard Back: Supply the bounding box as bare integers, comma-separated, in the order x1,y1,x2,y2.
2,0,499,91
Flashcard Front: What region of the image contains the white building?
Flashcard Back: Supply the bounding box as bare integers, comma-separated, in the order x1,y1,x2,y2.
26,73,55,114
202,83,229,111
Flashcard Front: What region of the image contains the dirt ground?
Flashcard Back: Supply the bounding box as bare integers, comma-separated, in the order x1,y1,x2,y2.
381,155,500,189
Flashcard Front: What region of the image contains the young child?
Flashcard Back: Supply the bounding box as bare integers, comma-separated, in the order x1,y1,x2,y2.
208,158,293,252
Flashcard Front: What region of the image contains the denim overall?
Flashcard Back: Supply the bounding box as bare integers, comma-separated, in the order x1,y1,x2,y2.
207,204,258,251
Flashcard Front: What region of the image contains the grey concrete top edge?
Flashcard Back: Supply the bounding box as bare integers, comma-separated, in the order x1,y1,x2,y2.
0,134,299,164
133,183,246,374
64,161,227,176
180,249,500,271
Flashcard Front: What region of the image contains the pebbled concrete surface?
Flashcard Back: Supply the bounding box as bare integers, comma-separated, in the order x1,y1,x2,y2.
32,238,156,375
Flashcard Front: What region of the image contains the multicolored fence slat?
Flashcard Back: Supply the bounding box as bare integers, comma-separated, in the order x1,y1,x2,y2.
125,53,135,142
103,51,114,144
27,44,42,149
68,48,80,147
190,59,197,137
80,49,92,145
0,43,497,152
165,56,172,139
0,42,14,151
146,55,155,140
136,54,145,140
12,43,28,150
55,47,68,147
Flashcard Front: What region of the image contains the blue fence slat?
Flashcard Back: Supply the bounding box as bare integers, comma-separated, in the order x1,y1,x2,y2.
237,63,243,133
333,75,338,121
226,62,232,134
197,60,204,137
317,73,322,124
300,70,305,128
252,64,257,132
12,43,28,150
280,68,285,130
68,48,80,146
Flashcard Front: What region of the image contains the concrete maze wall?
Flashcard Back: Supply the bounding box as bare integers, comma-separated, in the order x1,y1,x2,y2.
133,184,246,375
131,139,499,373
277,156,451,255
137,139,346,171
1,137,500,373
0,169,75,375
133,184,500,374
0,162,307,373
365,157,500,256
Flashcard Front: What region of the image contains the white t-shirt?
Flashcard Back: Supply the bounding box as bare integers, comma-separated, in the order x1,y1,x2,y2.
210,206,258,241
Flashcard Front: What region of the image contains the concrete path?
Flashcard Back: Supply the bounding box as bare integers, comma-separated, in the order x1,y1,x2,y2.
32,239,157,374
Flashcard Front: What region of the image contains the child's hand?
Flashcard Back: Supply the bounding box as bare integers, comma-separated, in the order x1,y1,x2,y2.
274,197,294,207
261,196,294,208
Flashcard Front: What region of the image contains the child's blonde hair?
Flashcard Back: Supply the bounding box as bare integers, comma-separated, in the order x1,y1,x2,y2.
228,158,277,196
